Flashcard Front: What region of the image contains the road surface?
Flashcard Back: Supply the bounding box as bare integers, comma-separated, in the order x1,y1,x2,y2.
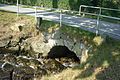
0,4,120,39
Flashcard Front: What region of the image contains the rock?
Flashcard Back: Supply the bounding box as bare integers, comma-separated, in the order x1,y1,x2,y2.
13,66,34,80
21,47,39,58
0,48,18,55
29,59,42,69
80,48,89,64
34,68,47,79
2,63,15,72
17,56,30,66
72,42,81,56
0,54,4,61
0,38,10,47
3,54,17,64
8,36,20,47
10,23,25,32
59,58,80,67
31,40,51,56
0,68,10,80
46,39,57,48
0,61,4,68
43,59,66,74
8,45,20,53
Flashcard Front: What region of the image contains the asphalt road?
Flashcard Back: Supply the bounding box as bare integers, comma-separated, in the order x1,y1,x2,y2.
0,4,120,39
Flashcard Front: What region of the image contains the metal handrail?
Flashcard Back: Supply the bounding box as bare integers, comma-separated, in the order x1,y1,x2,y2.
79,5,120,35
79,5,120,20
80,5,120,12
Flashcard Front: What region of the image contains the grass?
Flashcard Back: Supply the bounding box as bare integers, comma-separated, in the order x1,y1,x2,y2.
0,9,38,39
0,10,120,80
0,10,35,27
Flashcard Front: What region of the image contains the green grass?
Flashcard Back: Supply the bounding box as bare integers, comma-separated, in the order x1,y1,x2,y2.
0,9,35,26
0,10,120,80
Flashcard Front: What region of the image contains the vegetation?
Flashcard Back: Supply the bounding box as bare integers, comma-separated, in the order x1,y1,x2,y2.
0,10,120,80
1,0,120,9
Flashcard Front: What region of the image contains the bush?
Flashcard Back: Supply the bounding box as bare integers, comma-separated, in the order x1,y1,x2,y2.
58,0,70,10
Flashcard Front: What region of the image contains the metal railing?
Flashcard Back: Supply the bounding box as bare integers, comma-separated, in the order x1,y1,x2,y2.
79,5,120,35
14,2,120,36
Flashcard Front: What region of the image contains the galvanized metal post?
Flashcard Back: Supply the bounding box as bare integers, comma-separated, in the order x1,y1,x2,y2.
60,9,62,27
17,0,19,18
35,6,37,22
79,5,82,15
96,7,101,35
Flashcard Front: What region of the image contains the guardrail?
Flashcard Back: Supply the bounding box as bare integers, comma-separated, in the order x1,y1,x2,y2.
79,5,120,35
13,2,120,37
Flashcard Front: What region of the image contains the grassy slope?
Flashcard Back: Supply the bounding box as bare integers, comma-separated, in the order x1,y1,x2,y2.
0,10,120,80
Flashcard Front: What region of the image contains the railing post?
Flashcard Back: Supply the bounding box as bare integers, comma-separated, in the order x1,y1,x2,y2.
96,7,101,35
17,0,19,18
60,9,62,27
35,6,37,22
79,5,82,15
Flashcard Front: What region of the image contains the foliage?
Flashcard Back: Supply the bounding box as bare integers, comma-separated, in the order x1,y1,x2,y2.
1,0,119,9
0,0,119,18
